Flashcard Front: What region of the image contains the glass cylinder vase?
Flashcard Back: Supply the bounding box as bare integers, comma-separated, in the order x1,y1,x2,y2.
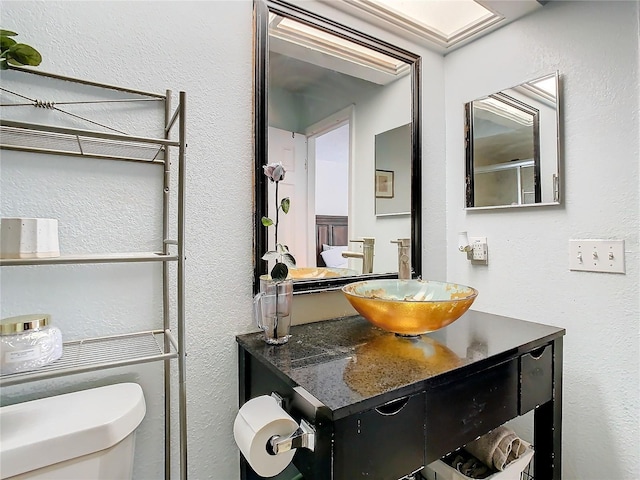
253,275,293,345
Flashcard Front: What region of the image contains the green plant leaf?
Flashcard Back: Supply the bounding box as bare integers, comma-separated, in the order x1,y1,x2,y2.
261,251,279,262
1,36,16,51
282,253,296,267
261,216,273,227
270,262,289,282
0,30,18,37
7,43,42,66
0,59,8,70
281,197,290,214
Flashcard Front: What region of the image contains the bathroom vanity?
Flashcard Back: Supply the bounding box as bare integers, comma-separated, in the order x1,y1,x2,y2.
237,311,564,480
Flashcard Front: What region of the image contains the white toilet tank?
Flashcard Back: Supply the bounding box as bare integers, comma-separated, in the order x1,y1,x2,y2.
0,382,146,480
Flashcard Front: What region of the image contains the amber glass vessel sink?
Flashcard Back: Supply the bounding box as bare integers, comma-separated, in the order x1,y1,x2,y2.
342,279,478,336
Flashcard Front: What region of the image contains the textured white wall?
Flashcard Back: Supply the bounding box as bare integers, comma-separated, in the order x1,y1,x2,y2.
1,1,255,479
0,1,445,479
316,124,349,217
350,74,413,273
445,1,639,479
8,2,631,480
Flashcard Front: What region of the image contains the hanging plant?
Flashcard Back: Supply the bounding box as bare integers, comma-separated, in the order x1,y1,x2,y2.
1,29,42,70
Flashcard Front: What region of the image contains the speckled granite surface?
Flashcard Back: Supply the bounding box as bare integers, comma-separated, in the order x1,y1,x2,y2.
236,311,564,417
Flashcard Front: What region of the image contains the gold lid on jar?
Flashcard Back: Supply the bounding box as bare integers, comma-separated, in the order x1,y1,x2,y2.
1,314,51,335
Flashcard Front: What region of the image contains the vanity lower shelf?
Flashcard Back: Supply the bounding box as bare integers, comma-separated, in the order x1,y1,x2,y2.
0,329,178,386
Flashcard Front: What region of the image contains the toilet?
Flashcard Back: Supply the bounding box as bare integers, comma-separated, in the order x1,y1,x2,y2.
0,382,146,479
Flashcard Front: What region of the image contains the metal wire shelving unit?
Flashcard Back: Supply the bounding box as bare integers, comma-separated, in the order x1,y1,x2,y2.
0,66,188,480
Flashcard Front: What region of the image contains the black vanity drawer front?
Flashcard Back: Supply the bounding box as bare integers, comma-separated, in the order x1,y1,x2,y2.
334,393,425,480
425,359,518,464
519,343,553,414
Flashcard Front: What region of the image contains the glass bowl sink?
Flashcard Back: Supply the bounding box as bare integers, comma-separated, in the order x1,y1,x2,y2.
342,279,478,336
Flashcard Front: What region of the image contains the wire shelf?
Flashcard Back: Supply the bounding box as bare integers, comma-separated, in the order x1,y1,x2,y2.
521,461,534,480
0,252,178,266
0,329,178,387
1,67,188,479
0,125,168,164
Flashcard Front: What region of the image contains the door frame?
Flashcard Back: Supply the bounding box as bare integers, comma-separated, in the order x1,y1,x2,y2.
304,105,355,267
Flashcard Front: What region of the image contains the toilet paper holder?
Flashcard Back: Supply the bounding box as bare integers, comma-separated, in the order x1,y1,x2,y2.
267,393,316,455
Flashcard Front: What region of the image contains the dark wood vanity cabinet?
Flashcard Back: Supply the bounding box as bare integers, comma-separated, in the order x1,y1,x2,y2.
425,359,519,464
334,393,426,479
237,311,564,480
520,343,554,414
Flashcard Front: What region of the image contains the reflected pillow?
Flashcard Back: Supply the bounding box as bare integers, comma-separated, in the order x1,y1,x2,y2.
320,246,348,268
322,244,347,251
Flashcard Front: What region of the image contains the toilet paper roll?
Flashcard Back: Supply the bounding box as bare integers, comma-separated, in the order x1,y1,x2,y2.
233,395,298,477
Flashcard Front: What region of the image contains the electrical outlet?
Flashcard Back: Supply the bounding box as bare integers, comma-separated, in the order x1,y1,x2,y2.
469,236,488,264
569,239,625,273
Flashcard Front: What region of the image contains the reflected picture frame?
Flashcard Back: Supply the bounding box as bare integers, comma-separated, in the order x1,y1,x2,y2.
375,169,394,198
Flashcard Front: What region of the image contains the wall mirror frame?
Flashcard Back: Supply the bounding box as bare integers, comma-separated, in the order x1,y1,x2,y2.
464,71,561,210
253,0,422,294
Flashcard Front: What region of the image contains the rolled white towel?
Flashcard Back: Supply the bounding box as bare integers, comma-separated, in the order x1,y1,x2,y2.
463,426,527,471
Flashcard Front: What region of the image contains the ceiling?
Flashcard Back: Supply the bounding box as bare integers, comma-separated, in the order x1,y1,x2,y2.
318,0,545,55
267,0,549,103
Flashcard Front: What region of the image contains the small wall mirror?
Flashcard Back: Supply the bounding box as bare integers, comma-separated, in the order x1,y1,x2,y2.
254,0,422,294
464,71,561,209
375,124,411,217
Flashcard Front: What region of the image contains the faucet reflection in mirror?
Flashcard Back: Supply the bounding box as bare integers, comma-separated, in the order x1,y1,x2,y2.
342,237,375,274
391,238,411,279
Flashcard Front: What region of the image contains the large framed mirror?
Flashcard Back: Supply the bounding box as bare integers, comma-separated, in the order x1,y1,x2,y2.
254,0,422,294
464,71,561,209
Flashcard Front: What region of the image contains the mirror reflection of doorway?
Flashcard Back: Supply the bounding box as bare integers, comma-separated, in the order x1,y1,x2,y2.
306,118,350,268
267,127,308,267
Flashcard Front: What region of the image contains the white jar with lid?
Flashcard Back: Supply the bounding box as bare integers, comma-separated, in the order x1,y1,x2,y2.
0,314,63,375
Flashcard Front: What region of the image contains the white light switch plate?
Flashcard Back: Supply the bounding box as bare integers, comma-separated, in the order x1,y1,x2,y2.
569,239,625,274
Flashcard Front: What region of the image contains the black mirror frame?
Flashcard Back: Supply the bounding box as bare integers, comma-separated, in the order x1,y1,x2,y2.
463,71,562,210
253,0,422,294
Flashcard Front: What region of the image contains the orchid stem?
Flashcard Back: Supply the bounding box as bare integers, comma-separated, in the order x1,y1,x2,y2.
274,180,280,339
274,180,279,254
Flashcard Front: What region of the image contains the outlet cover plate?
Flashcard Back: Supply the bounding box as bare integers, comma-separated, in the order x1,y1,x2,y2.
569,239,625,274
469,236,488,264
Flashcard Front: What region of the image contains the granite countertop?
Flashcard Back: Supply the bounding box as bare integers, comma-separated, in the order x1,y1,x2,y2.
236,311,565,419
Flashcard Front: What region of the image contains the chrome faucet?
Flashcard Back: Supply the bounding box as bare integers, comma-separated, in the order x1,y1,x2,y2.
342,237,375,274
391,238,411,280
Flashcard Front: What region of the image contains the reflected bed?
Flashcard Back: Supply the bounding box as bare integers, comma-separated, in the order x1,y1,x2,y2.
315,215,348,267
